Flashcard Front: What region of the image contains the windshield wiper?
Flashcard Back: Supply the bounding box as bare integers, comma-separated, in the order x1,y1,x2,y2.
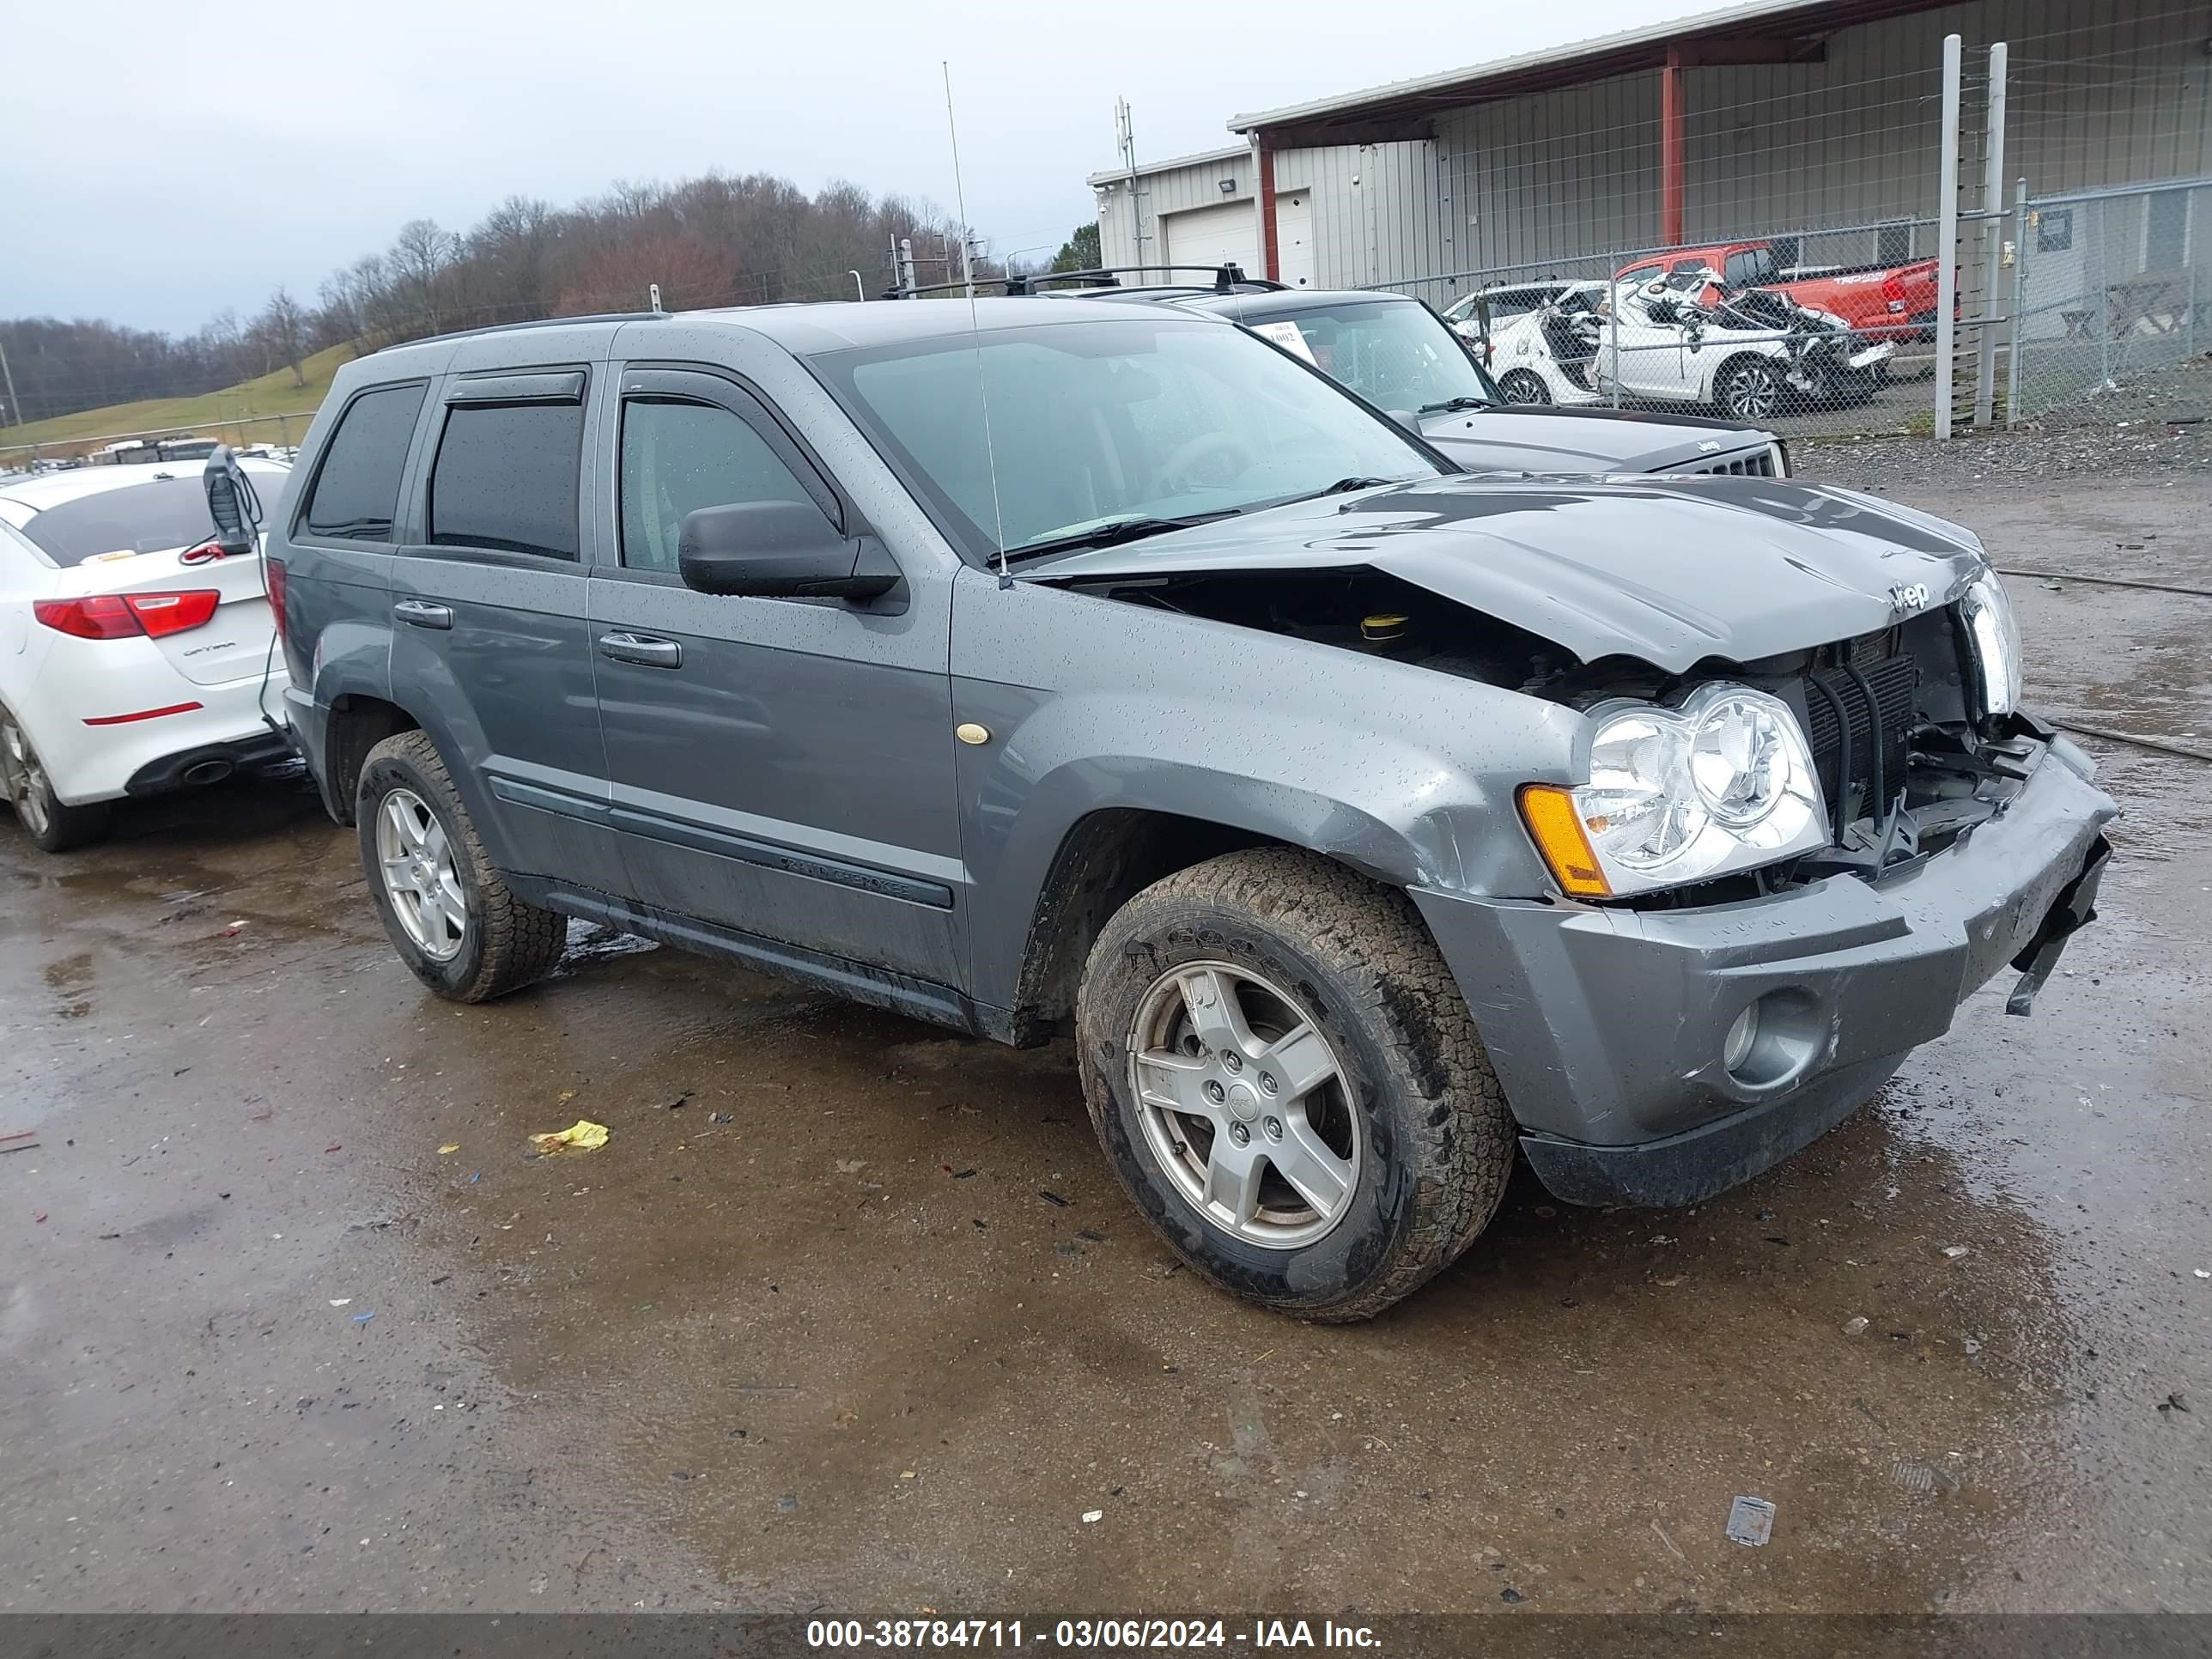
1416,396,1496,414
1000,511,1237,564
1320,476,1400,495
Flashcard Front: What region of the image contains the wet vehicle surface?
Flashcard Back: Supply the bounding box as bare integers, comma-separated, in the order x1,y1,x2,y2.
0,474,2203,1613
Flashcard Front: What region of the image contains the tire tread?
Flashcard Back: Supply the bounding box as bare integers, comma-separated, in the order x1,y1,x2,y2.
362,731,563,1002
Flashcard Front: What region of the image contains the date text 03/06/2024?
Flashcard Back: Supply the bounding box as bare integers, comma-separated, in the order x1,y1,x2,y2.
805,1619,1383,1650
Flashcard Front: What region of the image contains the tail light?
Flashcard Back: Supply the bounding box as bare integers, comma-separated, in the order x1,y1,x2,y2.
265,558,288,639
33,590,222,641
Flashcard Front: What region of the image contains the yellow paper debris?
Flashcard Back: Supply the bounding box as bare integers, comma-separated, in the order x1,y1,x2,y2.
529,1120,609,1155
438,1144,461,1156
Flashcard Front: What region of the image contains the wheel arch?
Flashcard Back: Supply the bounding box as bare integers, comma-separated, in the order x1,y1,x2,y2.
999,806,1291,1044
320,694,420,825
978,753,1502,1044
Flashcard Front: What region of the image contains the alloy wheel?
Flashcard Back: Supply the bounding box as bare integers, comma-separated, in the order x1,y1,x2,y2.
1723,362,1781,421
1127,961,1363,1249
375,787,467,962
1501,370,1551,405
1,719,52,838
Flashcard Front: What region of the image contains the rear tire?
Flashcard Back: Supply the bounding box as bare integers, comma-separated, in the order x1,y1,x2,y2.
0,709,111,854
1075,848,1515,1322
356,730,563,1002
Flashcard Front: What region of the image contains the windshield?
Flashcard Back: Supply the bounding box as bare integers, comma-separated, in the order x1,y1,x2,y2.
814,316,1446,561
1237,300,1500,415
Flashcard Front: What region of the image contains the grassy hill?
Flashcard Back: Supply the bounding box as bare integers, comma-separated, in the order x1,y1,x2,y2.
1,343,356,455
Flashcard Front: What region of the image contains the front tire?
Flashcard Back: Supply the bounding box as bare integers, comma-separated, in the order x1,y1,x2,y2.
1075,848,1515,1322
356,730,563,1002
1498,369,1552,405
0,709,110,854
1716,355,1784,422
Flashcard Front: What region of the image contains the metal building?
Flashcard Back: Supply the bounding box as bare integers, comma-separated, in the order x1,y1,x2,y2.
1094,0,2209,295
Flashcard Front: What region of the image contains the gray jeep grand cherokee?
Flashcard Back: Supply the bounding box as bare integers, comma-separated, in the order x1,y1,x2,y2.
271,297,2114,1321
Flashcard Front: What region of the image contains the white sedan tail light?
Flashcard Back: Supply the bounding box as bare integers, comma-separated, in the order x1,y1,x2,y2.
33,591,222,641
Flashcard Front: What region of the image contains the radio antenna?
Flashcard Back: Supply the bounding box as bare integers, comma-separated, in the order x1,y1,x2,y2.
943,59,1010,584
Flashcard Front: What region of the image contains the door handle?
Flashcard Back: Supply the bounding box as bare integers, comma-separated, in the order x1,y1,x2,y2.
392,599,453,629
598,632,683,669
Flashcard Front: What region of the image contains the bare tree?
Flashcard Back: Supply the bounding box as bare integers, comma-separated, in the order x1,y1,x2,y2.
257,287,309,386
388,219,459,338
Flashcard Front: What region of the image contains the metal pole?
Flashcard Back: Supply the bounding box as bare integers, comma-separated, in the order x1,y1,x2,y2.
1973,42,2008,428
1608,254,1622,408
0,333,18,428
2007,177,2028,428
2096,201,2112,389
1935,33,1962,441
848,270,865,302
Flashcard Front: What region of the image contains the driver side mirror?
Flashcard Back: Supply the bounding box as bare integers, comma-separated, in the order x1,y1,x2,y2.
678,501,901,603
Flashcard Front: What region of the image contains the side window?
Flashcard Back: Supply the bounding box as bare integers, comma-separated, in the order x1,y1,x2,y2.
300,382,427,542
428,400,584,560
1728,247,1778,287
617,399,816,574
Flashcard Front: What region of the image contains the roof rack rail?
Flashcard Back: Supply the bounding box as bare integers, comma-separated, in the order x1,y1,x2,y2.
888,264,1285,300
376,310,664,350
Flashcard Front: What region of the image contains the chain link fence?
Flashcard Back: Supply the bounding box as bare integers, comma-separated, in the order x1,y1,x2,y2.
0,411,309,478
2006,175,2210,426
1368,215,1946,440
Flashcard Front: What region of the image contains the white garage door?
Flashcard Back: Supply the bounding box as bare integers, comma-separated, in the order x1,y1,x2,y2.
1162,200,1261,279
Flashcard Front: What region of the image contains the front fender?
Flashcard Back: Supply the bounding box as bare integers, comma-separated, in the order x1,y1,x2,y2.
952,568,1582,1012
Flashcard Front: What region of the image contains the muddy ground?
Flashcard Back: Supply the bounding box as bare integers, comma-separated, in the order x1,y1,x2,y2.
1,466,2206,1618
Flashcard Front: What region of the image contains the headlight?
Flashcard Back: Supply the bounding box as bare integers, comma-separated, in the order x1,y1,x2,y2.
1521,684,1828,898
1960,568,2021,718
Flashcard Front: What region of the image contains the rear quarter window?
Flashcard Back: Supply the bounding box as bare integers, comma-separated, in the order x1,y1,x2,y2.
300,383,428,542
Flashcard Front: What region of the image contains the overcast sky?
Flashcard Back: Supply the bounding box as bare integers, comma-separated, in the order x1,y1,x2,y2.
3,0,1710,336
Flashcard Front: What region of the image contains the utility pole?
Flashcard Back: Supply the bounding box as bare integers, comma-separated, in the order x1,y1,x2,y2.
1115,98,1146,270
0,331,19,428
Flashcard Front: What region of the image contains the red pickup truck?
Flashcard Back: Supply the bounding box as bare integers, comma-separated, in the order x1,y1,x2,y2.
1615,240,1941,340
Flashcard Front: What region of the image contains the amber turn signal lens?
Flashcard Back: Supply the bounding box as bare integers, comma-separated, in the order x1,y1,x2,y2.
1517,784,1611,899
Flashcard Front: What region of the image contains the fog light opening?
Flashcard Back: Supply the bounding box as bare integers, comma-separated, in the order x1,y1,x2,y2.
1723,1003,1760,1073
1723,988,1822,1089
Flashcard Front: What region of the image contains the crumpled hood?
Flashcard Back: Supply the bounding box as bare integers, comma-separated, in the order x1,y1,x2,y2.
1027,474,1989,672
1418,404,1771,474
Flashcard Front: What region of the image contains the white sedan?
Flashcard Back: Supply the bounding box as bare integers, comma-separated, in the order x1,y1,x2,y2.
0,459,295,852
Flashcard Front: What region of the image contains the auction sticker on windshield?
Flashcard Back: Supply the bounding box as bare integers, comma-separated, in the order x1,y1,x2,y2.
1250,319,1318,365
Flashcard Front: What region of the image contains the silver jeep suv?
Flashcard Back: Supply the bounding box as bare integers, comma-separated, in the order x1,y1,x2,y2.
267,297,2113,1319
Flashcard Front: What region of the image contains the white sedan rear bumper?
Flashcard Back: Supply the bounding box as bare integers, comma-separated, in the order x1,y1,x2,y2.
15,631,292,805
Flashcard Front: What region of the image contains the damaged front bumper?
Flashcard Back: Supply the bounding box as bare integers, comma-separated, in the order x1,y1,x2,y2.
1412,732,2117,1208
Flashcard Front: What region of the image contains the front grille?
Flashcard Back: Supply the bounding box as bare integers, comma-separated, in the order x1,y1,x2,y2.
1801,638,1918,830
1690,451,1776,477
